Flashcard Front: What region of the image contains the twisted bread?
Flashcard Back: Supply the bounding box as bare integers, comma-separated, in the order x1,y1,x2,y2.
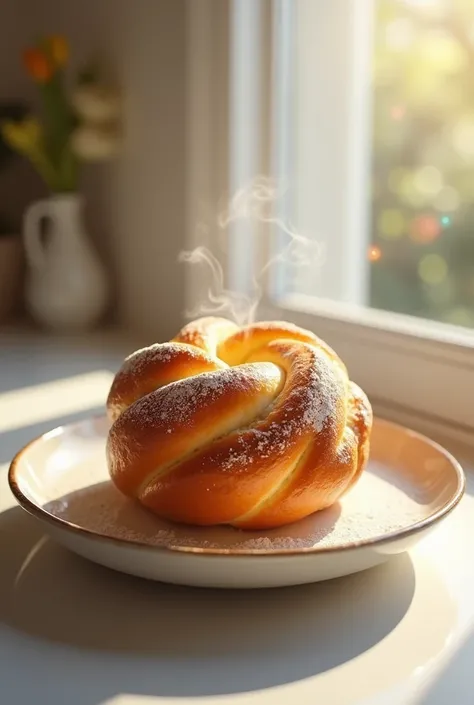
106,317,372,529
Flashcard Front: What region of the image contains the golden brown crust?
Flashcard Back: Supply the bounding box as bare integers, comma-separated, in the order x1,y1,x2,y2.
106,342,226,423
106,316,373,529
173,316,240,355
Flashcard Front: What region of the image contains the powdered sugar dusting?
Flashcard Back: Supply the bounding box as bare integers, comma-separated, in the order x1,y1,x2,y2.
205,345,345,472
280,343,343,434
121,342,208,377
43,460,428,552
120,363,281,431
299,360,338,433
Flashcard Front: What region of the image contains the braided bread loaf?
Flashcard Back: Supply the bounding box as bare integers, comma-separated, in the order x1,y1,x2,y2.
106,317,372,529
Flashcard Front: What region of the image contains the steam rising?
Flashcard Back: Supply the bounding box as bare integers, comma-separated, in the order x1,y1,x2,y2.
178,246,258,327
179,176,325,326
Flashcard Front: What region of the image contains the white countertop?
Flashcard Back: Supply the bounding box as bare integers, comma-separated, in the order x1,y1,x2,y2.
1,328,473,705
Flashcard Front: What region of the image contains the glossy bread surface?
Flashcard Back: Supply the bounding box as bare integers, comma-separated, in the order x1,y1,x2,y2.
106,317,373,528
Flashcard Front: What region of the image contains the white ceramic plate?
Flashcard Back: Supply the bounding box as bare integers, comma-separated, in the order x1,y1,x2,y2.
9,415,464,589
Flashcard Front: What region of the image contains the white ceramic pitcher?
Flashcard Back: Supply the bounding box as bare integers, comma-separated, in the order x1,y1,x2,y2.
23,194,109,330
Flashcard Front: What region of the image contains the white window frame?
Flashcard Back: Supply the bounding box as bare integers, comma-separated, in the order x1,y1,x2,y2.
186,0,474,448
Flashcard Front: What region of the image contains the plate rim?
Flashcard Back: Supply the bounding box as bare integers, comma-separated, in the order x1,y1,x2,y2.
8,415,466,558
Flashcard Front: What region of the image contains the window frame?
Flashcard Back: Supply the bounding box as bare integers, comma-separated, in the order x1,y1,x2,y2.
186,0,474,448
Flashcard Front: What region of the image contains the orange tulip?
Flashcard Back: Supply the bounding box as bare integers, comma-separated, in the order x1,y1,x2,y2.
47,35,69,67
23,48,53,83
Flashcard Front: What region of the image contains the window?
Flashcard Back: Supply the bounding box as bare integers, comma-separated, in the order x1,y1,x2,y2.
267,0,474,327
187,0,474,446
371,0,474,328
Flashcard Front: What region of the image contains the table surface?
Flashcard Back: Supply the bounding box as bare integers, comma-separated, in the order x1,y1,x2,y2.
1,328,474,705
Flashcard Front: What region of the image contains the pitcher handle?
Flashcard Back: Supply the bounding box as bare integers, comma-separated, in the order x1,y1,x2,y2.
23,199,53,270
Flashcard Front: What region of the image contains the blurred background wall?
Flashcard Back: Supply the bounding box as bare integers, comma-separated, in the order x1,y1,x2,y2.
0,0,187,340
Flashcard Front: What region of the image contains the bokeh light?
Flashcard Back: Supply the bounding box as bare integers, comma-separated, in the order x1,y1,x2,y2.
390,105,406,121
413,165,443,196
418,254,448,285
417,32,466,74
368,245,382,262
370,0,474,330
377,209,406,239
399,172,427,207
410,214,442,243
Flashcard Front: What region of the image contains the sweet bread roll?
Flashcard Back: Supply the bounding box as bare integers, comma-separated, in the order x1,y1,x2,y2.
106,316,372,529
